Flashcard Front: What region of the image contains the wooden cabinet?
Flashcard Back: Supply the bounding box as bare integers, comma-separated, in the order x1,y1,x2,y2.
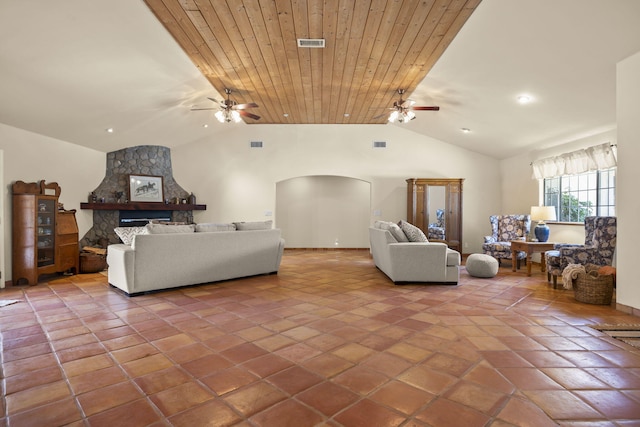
406,178,464,253
12,181,79,285
56,210,80,274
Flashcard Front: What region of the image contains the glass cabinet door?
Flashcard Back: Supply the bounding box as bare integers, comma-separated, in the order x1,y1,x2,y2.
36,198,56,267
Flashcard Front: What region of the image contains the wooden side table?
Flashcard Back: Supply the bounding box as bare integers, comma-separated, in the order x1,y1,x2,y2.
510,241,556,276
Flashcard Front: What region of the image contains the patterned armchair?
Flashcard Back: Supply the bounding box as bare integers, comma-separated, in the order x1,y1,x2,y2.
545,216,616,286
482,214,532,266
428,209,445,240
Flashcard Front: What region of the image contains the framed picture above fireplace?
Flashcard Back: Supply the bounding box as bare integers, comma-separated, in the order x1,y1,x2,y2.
128,174,164,203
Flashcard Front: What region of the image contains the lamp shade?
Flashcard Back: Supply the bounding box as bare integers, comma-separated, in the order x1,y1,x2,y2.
530,206,556,222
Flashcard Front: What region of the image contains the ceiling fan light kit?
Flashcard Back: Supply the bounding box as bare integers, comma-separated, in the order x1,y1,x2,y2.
215,109,242,123
375,89,439,124
192,88,260,124
388,109,415,123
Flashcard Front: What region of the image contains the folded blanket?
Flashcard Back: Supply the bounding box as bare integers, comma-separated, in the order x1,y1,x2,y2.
562,264,585,290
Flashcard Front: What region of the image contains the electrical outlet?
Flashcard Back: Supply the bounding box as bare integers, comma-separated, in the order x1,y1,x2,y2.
264,211,273,216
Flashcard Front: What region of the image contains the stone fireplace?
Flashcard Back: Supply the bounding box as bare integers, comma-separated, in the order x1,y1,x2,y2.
80,145,203,247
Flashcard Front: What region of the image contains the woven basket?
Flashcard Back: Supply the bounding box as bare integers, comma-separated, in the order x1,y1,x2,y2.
573,270,614,305
80,252,107,274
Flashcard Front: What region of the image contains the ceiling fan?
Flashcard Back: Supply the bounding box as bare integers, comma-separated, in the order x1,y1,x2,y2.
374,89,439,123
191,88,260,123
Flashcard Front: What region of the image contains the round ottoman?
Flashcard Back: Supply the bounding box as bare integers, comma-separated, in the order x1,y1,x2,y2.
466,254,499,278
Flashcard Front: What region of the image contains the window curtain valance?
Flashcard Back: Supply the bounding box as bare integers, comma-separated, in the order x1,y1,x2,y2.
531,142,617,179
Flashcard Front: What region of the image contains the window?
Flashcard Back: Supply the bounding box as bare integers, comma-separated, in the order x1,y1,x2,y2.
543,168,616,222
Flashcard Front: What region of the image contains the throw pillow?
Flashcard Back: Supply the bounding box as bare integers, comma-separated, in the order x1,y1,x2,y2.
233,220,273,231
399,220,428,242
114,226,147,245
195,223,237,232
374,220,409,242
388,222,409,242
145,223,196,234
373,220,389,229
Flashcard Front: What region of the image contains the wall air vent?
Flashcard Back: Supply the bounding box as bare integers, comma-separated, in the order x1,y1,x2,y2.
297,38,325,48
373,141,387,148
250,141,263,148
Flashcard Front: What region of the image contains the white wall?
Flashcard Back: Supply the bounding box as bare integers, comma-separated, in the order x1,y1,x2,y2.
0,123,104,284
616,50,640,311
171,124,502,253
276,176,370,248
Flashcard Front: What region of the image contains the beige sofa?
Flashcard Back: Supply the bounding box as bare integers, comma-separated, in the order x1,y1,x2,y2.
107,226,285,296
369,226,460,284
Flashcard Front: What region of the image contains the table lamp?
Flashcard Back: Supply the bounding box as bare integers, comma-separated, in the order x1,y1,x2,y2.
530,206,556,242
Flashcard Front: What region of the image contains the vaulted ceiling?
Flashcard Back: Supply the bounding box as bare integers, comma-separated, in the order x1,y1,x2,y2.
1,1,639,159
144,0,480,125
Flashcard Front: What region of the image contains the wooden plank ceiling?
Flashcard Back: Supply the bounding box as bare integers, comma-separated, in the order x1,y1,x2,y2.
144,0,481,124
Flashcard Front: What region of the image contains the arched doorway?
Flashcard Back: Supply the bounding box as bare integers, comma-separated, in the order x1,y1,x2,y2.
276,176,371,248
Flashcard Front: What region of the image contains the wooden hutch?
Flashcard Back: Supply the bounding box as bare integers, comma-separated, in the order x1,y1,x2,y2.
406,178,464,252
12,180,79,285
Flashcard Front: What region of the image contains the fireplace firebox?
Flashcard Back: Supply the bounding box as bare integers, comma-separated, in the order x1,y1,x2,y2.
118,210,172,227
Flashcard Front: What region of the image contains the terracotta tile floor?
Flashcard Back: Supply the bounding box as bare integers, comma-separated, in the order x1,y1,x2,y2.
2,250,640,426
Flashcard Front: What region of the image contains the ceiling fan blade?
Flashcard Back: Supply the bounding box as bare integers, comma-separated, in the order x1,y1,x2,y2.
372,112,389,120
239,110,261,120
207,97,220,103
400,99,415,108
412,106,440,111
233,103,259,110
190,107,218,111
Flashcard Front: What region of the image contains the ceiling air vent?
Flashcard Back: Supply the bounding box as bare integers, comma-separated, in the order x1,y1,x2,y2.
373,141,387,148
297,38,325,48
250,141,263,148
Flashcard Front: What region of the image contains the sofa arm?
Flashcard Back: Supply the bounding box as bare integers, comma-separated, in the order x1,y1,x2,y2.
560,246,598,265
387,242,450,281
106,244,136,293
484,236,496,243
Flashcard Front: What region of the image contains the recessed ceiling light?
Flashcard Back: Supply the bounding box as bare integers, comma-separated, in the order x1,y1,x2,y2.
283,113,289,118
202,124,208,128
461,128,471,133
517,95,532,104
344,113,350,117
105,128,114,133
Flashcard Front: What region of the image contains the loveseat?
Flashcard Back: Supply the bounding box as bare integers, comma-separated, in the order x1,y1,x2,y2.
107,222,285,295
369,222,460,284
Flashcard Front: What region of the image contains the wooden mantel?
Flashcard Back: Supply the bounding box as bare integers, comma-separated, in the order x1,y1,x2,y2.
80,202,206,211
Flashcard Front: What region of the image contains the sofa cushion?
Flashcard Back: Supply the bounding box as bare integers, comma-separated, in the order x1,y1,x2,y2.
234,220,273,231
145,223,196,234
114,226,147,245
195,223,237,232
399,220,428,242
